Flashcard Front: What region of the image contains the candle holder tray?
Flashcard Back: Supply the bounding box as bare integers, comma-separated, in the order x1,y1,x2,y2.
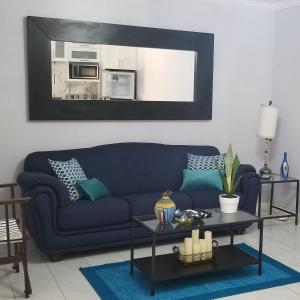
172,240,218,266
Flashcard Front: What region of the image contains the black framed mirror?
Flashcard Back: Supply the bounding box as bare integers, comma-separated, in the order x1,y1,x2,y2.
27,16,214,120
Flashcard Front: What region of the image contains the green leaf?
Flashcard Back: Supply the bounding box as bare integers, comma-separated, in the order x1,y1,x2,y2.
220,174,230,195
231,154,240,188
232,175,242,194
225,144,233,192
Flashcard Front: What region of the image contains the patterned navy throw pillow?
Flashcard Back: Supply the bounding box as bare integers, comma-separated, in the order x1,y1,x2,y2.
187,153,225,173
48,158,87,201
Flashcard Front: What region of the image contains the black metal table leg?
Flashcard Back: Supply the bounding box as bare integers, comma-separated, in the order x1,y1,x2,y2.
130,219,134,275
296,181,299,225
150,233,156,296
230,226,234,246
258,219,264,275
270,183,274,215
258,188,262,229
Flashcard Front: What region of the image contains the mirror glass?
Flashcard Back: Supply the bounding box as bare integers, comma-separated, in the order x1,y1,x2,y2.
51,41,196,102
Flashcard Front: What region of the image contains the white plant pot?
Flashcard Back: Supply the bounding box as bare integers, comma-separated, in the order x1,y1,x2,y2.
219,194,240,214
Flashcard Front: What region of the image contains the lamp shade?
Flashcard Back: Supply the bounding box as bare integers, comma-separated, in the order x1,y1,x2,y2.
257,104,279,139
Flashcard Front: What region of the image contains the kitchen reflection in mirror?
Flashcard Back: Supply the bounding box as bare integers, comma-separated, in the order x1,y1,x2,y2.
51,41,196,102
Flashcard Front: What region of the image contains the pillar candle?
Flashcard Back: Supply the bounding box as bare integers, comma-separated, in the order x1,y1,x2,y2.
204,231,212,242
184,237,193,263
204,231,212,250
192,229,199,243
192,242,201,261
192,242,201,254
199,239,206,261
204,231,213,259
184,237,193,254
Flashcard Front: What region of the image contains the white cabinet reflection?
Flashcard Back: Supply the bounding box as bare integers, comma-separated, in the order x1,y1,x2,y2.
51,41,196,102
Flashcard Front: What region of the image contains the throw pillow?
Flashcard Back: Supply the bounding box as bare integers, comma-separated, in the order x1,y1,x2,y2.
77,178,111,201
180,169,223,191
48,158,87,201
187,153,225,173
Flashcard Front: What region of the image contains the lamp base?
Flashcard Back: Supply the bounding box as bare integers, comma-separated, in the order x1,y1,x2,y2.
259,165,272,179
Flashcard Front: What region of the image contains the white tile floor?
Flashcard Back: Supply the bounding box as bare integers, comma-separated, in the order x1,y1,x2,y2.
2,213,300,299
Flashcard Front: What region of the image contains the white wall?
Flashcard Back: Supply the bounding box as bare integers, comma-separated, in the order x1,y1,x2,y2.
0,0,275,184
270,6,300,208
272,6,300,178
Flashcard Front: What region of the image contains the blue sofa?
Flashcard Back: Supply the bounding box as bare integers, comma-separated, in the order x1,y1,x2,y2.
17,143,260,260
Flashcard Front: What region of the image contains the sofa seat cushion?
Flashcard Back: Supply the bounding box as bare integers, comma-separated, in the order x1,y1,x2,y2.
187,190,245,209
57,196,130,231
123,192,193,217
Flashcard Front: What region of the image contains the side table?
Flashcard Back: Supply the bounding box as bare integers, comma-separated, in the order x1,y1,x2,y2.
257,173,299,225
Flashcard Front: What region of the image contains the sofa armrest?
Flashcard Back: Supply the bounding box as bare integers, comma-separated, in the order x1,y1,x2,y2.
17,172,71,206
237,164,256,177
236,164,260,215
237,164,259,191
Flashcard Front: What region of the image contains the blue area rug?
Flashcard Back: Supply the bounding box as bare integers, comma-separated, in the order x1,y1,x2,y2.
80,243,300,300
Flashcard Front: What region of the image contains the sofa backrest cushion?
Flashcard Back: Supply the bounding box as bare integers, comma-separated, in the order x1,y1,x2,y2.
24,143,219,196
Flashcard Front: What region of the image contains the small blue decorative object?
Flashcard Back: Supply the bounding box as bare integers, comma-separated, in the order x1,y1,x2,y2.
280,152,289,180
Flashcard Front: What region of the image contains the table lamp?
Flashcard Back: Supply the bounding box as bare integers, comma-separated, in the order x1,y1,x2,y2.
256,101,279,179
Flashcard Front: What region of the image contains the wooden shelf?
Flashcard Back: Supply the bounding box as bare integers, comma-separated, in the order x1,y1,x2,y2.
133,245,258,282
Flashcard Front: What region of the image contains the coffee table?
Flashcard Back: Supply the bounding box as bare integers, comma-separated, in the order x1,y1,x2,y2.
130,209,263,296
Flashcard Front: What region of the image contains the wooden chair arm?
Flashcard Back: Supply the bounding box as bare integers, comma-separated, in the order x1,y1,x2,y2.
0,183,17,189
0,197,31,205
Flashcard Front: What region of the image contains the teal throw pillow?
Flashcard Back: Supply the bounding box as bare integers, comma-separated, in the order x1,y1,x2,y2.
77,178,111,201
180,169,223,191
187,153,225,174
48,158,87,201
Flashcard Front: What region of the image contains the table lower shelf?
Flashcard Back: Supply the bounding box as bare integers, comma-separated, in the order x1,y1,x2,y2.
133,245,258,282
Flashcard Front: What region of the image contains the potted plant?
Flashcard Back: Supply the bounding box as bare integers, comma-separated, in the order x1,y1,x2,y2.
218,145,242,214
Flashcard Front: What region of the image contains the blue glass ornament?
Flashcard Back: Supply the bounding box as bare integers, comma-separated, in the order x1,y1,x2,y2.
280,152,289,180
